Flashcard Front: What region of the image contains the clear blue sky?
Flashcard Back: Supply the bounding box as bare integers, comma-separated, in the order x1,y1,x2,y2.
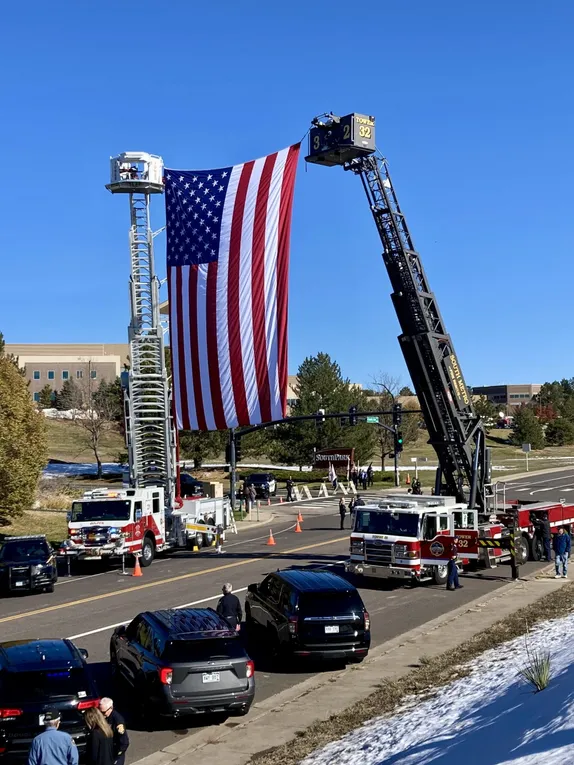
1,1,573,390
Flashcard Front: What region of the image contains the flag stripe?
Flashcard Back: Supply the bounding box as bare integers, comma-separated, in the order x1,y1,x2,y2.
188,266,208,432
206,262,227,430
165,144,300,431
227,162,254,425
251,152,276,425
277,145,299,416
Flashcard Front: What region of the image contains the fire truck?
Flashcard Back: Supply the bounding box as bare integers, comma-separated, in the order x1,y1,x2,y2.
65,153,230,566
346,495,574,585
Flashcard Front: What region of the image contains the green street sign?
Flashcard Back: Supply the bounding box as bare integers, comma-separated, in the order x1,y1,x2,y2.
366,416,380,424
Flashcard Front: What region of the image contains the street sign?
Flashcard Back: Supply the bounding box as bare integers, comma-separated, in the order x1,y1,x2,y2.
410,457,417,463
366,416,379,424
522,443,531,453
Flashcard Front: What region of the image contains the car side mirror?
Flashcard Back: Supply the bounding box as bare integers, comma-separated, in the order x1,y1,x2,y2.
66,512,72,522
115,625,127,637
79,648,89,660
247,583,258,594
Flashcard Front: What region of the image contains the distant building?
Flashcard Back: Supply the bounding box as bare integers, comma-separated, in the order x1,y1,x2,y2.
471,384,541,409
5,343,130,403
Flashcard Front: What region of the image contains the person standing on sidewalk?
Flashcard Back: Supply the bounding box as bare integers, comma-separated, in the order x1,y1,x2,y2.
99,698,129,765
446,536,463,591
28,709,78,765
540,513,552,562
339,498,347,530
553,527,571,578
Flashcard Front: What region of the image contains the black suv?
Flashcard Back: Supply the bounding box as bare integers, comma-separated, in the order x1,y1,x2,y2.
0,536,58,595
245,569,370,663
110,609,255,718
244,473,276,498
179,474,204,498
0,639,98,760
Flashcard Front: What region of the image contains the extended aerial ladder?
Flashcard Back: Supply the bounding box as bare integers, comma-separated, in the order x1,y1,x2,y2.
305,113,491,509
106,153,176,511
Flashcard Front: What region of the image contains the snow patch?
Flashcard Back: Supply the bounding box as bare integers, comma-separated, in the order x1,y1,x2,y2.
303,615,574,765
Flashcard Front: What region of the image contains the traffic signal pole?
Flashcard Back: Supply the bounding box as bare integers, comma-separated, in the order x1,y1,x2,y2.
394,425,400,487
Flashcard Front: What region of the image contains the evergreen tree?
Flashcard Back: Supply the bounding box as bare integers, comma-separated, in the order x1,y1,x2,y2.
38,384,54,409
545,419,574,446
399,385,415,396
473,395,499,422
0,354,48,523
179,430,227,469
511,405,544,450
55,379,82,411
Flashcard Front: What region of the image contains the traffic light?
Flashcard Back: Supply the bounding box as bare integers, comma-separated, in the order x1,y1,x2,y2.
393,402,403,427
316,408,326,425
225,443,232,464
349,405,358,426
235,439,243,462
394,431,404,453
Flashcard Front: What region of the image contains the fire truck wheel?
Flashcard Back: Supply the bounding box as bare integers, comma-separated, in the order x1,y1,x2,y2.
432,565,448,585
516,537,529,566
530,536,543,562
140,536,155,567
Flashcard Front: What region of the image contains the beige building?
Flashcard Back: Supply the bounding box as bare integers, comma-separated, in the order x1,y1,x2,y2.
5,343,130,403
471,384,542,409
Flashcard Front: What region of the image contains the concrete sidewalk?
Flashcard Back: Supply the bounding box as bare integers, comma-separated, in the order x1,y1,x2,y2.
132,566,567,765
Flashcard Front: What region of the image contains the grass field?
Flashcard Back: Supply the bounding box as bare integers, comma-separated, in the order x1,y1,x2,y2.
45,418,125,463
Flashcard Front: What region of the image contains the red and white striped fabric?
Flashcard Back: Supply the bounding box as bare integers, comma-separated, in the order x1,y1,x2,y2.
165,144,300,431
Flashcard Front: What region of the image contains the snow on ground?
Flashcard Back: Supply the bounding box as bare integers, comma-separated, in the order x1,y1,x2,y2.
43,462,124,478
302,614,574,765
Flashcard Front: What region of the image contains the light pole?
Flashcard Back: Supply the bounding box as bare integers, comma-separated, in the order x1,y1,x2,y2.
378,383,399,487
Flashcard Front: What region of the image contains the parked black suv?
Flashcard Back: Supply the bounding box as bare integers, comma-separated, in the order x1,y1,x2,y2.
244,473,277,498
0,639,98,760
179,474,204,498
245,569,370,663
110,609,255,718
0,536,58,595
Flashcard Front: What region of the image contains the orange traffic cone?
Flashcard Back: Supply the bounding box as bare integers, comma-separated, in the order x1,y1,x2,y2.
267,497,271,506
297,510,304,523
266,529,276,546
133,555,143,577
406,473,411,486
294,519,302,533
280,497,284,504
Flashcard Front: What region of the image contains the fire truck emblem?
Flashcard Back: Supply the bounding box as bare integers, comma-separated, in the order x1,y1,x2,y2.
134,525,142,538
430,541,444,557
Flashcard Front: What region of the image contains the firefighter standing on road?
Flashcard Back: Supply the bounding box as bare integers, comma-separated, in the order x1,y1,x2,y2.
99,698,129,765
286,478,295,502
446,536,463,591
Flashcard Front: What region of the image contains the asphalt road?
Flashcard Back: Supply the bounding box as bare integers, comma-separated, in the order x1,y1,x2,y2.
501,469,574,504
0,495,545,764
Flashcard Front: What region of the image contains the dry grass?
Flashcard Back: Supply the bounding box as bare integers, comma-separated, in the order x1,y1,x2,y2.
35,478,83,511
0,510,68,546
253,584,574,765
45,418,125,463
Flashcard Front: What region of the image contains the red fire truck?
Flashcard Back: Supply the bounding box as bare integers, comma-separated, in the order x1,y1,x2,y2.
345,494,574,585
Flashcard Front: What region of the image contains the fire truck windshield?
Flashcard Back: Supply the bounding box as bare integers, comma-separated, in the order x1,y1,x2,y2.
354,510,419,537
70,500,131,522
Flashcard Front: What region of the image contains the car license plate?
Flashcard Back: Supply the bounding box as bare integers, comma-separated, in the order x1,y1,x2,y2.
325,625,339,634
86,549,101,557
15,581,25,587
202,672,220,683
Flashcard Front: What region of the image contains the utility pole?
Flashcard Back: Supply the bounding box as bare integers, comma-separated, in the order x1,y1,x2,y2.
227,429,236,516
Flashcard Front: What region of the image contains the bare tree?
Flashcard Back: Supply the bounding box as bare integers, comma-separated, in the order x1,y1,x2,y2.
73,365,121,478
370,373,420,470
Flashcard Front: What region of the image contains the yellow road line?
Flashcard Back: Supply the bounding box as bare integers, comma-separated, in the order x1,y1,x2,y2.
0,536,348,624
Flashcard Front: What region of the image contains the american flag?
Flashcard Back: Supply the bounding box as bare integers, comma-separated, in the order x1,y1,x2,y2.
166,144,300,431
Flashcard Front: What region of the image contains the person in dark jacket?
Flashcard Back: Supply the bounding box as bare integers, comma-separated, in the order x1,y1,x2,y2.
84,708,114,765
28,709,78,765
286,478,295,502
553,527,571,578
99,698,129,765
216,582,243,629
339,498,347,529
354,494,365,507
540,513,552,562
446,537,463,591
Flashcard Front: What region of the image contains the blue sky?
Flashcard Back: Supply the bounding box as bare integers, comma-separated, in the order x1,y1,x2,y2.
1,1,573,390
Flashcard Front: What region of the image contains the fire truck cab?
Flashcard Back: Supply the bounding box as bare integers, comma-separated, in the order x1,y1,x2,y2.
346,495,480,585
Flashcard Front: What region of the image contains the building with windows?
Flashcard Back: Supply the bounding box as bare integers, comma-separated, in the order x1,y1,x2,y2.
5,344,130,403
471,384,541,409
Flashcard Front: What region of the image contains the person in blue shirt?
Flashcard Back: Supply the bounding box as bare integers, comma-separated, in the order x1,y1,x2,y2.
28,709,78,765
553,527,571,579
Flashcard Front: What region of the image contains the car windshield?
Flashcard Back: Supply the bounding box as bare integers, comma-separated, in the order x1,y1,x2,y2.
0,540,50,563
247,474,269,482
70,500,131,522
354,510,419,537
163,638,245,663
298,591,364,617
0,668,88,702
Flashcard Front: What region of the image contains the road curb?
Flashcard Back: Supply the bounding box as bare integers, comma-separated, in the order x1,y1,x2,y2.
129,562,563,765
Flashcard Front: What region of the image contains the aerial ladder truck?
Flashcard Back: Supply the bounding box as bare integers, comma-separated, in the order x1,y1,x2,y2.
64,154,229,567
305,113,491,511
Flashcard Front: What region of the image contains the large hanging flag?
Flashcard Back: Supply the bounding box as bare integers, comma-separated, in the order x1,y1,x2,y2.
166,144,300,431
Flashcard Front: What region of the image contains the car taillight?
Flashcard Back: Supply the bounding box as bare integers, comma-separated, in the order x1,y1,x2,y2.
246,660,255,679
364,612,370,631
288,617,298,635
159,667,173,685
0,709,23,718
77,699,100,711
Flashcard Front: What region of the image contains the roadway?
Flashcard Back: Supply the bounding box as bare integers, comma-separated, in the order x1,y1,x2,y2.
0,494,546,763
500,468,574,504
